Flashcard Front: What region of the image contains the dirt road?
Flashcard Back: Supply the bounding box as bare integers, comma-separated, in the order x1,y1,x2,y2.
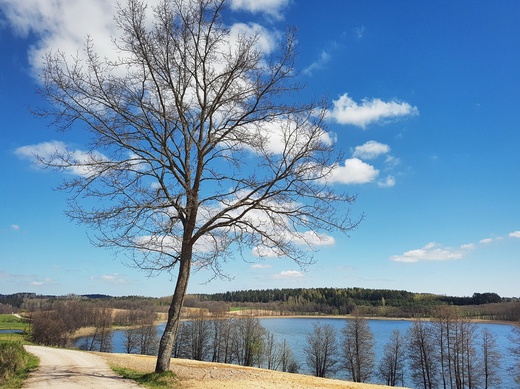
23,345,142,388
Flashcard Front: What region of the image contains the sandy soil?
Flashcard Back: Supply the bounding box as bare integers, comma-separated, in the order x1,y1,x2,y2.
100,352,410,389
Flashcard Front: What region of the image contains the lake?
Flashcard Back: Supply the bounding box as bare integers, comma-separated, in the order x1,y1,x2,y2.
259,318,517,388
81,317,518,388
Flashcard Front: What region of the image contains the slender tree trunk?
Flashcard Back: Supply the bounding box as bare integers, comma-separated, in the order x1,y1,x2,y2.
155,250,192,372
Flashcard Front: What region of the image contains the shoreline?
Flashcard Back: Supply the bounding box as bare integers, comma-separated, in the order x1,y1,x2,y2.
72,311,519,339
226,310,519,326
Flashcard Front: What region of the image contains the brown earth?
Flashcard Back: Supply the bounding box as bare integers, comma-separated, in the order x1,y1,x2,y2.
99,352,411,389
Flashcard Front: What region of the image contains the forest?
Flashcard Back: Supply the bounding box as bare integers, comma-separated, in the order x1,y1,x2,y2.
2,287,519,322
194,287,519,322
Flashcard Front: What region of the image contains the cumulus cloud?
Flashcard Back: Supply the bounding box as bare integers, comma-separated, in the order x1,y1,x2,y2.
326,158,379,184
0,0,283,77
378,175,396,188
390,242,470,263
11,224,21,231
0,0,122,75
272,270,304,279
229,0,289,19
15,140,110,177
250,230,335,258
229,22,279,55
327,93,419,128
352,140,390,160
251,264,272,269
292,231,335,246
509,231,520,238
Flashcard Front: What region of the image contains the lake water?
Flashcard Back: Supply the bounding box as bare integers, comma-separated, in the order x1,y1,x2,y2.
259,318,517,388
0,329,23,334
83,318,518,388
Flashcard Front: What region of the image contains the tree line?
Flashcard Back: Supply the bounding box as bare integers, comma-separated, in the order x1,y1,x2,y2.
28,299,158,350
200,288,503,307
195,288,520,321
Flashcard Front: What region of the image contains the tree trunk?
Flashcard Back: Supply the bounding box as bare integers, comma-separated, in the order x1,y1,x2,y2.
155,252,192,372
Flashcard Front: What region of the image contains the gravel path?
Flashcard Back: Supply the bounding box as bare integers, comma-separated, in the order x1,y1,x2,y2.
23,346,142,388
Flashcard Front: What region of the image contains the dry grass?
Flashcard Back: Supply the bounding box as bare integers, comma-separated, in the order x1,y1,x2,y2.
99,352,410,389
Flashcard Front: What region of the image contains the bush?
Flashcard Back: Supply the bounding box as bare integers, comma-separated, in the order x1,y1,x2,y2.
0,341,29,384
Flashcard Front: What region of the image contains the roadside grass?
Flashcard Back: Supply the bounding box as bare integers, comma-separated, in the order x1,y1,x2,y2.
112,366,179,388
0,334,25,342
0,341,39,389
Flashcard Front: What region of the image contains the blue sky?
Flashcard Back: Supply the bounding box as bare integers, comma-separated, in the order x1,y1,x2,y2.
1,0,519,298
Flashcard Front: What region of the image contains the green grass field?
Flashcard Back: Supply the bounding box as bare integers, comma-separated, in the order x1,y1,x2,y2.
0,315,29,342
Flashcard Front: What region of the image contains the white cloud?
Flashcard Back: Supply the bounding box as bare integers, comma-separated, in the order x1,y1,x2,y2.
0,0,283,78
10,224,20,231
0,0,123,75
303,50,331,76
229,0,289,19
390,242,468,263
250,230,335,258
93,273,130,284
327,93,419,128
384,155,401,167
292,231,335,246
16,140,65,160
509,231,520,238
479,237,503,245
251,246,283,258
15,140,109,177
229,22,279,55
378,175,396,188
251,264,272,269
326,158,379,184
237,118,334,156
272,270,304,279
352,140,390,160
460,243,475,250
30,277,56,286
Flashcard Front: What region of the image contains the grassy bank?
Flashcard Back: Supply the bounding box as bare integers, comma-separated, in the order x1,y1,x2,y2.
0,341,39,389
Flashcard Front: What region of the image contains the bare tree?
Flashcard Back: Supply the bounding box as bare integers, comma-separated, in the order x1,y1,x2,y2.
433,305,458,389
480,328,501,389
123,327,140,354
209,317,234,363
407,319,439,389
509,324,520,386
89,307,114,352
264,332,282,370
341,312,375,383
279,338,298,373
304,322,338,378
377,329,406,386
233,315,266,367
136,325,159,355
36,0,359,372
